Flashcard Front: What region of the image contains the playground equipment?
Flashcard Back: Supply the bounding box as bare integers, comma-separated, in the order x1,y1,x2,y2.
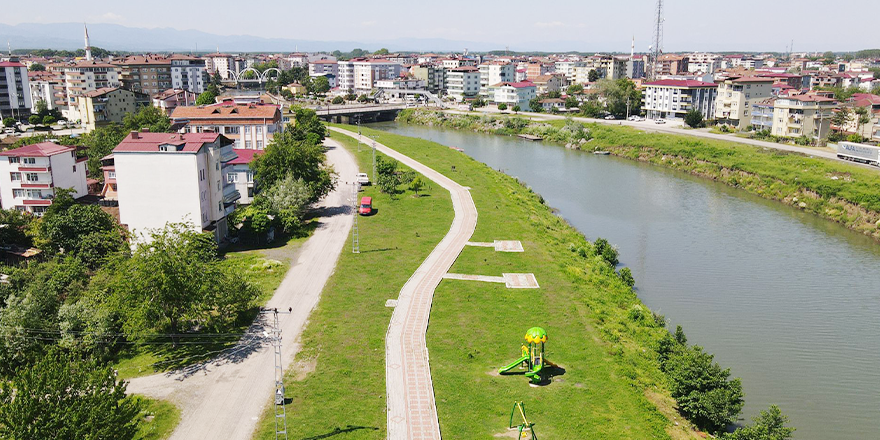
499,327,558,385
508,401,538,439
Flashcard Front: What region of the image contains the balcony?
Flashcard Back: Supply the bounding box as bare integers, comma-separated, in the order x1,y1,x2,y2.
222,185,241,204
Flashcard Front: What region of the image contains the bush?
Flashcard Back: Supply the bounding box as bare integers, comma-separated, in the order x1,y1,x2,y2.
42,115,56,125
663,345,744,432
618,267,635,287
593,237,619,266
497,103,508,111
331,96,345,105
684,109,704,128
28,115,40,125
2,117,14,127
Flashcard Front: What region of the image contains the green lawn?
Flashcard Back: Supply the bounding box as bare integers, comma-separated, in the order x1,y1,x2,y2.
253,131,454,439
337,125,686,439
132,396,181,440
114,231,313,379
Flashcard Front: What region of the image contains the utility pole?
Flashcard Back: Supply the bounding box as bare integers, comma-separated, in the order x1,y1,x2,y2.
357,120,362,152
262,307,292,440
351,182,360,253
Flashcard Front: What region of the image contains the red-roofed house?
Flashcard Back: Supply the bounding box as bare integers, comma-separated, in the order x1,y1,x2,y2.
171,103,282,149
772,94,838,140
488,81,537,108
112,131,239,242
0,142,88,215
642,79,718,121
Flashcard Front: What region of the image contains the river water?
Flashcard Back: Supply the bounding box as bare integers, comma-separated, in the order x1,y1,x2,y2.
371,121,880,440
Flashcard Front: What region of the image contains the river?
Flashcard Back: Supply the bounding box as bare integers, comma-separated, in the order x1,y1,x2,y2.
370,121,880,440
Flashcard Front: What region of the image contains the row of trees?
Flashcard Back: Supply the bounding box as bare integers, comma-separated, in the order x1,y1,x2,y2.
523,78,643,119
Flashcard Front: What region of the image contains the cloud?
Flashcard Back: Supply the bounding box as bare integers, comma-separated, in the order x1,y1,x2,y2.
534,21,565,28
361,20,377,27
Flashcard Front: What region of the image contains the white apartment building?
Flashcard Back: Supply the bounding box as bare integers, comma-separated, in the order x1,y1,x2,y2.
0,142,88,216
1,60,32,120
227,149,259,204
205,54,236,80
479,62,515,97
309,59,339,77
488,81,536,109
171,103,282,150
714,76,774,128
445,66,481,101
113,131,239,242
352,60,404,93
554,60,586,82
169,55,208,94
642,79,718,121
336,61,355,92
688,53,721,74
28,70,62,111
61,60,121,120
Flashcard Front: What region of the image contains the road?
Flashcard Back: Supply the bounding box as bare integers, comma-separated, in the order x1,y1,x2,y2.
443,108,880,169
126,138,357,440
330,127,478,440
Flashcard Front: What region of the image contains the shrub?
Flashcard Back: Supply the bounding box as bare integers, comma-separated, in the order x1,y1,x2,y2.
663,345,744,433
618,267,635,287
331,96,344,105
593,237,619,266
497,103,508,111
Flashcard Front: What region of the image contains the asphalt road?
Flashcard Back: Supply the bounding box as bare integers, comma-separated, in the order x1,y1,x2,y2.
126,138,357,440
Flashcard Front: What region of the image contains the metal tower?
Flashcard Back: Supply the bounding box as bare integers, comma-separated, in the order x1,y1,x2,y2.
351,182,360,254
649,0,664,80
267,308,290,440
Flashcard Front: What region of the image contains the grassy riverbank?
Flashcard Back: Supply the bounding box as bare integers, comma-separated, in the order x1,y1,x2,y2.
399,108,880,242
321,125,701,439
253,133,454,439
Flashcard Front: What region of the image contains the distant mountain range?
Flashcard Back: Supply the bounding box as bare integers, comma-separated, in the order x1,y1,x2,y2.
0,22,511,54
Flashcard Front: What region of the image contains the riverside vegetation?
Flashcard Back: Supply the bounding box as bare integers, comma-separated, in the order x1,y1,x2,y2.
257,124,793,439
398,108,880,242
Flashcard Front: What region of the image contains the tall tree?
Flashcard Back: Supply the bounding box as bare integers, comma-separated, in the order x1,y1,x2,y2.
0,349,140,440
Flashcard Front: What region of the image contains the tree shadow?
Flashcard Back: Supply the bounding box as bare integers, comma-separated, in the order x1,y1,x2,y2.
306,205,351,220
301,425,380,440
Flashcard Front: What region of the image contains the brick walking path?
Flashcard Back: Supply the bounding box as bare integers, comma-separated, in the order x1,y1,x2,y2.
330,127,477,440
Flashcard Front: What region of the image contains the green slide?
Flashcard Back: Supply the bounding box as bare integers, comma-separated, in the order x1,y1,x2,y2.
498,355,529,374
524,363,543,383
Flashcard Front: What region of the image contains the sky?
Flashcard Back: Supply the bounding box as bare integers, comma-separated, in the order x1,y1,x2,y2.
1,0,877,52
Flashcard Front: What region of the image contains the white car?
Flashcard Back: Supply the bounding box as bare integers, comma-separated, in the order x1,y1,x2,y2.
654,119,667,124
356,173,370,185
604,115,616,120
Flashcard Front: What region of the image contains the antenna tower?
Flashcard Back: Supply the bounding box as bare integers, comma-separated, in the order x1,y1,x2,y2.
649,0,663,80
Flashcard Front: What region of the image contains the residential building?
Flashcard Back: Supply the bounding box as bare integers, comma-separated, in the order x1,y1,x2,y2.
479,62,515,97
657,55,690,76
626,55,647,79
282,82,307,95
642,79,717,121
376,78,426,90
772,94,837,139
530,74,565,95
61,60,121,120
833,93,880,139
113,131,239,242
99,154,118,202
488,81,536,109
688,53,721,74
336,61,355,92
169,54,208,93
309,59,338,77
525,62,553,79
596,56,628,80
153,88,198,114
445,66,480,101
114,55,172,96
553,60,585,82
352,59,404,93
309,73,337,89
750,98,775,131
714,76,774,128
171,102,282,149
28,70,63,111
410,64,445,95
539,98,566,112
0,60,32,120
227,149,260,204
205,54,236,80
0,142,88,215
76,87,147,131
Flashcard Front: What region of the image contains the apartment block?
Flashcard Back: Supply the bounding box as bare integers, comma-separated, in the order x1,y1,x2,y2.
714,76,774,128
205,54,236,80
114,55,172,96
488,81,536,108
171,103,282,150
169,55,208,94
479,62,515,97
445,66,480,101
772,94,837,139
0,60,32,119
657,55,690,76
76,87,148,131
308,59,339,77
0,142,88,215
227,148,260,204
61,60,121,120
113,131,239,242
642,79,717,121
750,98,775,131
410,64,445,95
28,70,63,111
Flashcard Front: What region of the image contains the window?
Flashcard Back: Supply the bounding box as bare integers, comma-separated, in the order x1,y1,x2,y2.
8,157,20,164
27,189,41,198
10,172,21,181
199,169,205,181
256,140,263,149
244,126,251,134
13,189,24,198
216,162,219,171
217,180,221,191
246,171,254,183
256,126,262,135
23,157,36,164
72,165,77,172
245,140,252,149
108,171,116,179
26,173,38,182
227,173,238,183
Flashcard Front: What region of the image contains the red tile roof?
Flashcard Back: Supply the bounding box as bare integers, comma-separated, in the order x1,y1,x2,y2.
730,76,775,83
171,103,280,120
113,132,224,153
1,142,75,157
81,87,121,98
0,61,25,68
229,148,263,165
644,79,717,88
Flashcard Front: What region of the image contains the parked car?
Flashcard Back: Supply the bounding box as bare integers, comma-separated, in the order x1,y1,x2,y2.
654,119,666,124
628,115,645,122
359,196,373,215
604,115,616,120
356,173,370,186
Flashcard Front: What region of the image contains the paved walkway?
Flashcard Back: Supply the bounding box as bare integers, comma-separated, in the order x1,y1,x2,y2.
126,139,357,440
330,127,478,440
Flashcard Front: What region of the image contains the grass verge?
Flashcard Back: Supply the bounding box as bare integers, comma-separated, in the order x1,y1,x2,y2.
132,395,181,440
325,124,699,439
252,130,454,439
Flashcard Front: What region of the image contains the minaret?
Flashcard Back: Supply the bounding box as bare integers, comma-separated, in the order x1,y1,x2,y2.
84,23,92,61
631,35,635,58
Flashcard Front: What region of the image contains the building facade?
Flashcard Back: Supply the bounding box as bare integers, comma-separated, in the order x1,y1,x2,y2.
488,81,537,108
169,55,208,93
410,64,445,95
171,103,282,150
76,87,147,131
0,142,88,215
114,55,172,96
113,131,239,242
642,79,718,121
714,76,774,128
227,149,260,204
445,66,480,101
61,61,121,120
750,98,775,131
0,60,32,120
479,62,515,97
772,95,837,140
